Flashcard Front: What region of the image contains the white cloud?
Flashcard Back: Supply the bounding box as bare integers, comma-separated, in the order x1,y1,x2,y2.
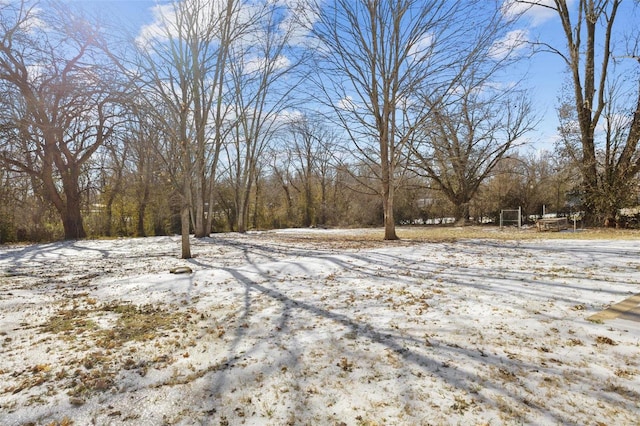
488,29,529,59
135,0,233,48
598,112,633,134
274,108,304,125
24,8,48,33
501,0,575,26
26,63,47,83
1,1,48,33
244,54,292,74
135,3,177,48
278,6,315,48
337,96,358,111
408,33,434,60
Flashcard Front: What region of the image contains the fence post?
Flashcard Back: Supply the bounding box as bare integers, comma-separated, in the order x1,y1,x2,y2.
518,206,522,229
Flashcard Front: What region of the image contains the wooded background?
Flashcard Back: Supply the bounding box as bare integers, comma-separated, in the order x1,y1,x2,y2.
1,0,639,249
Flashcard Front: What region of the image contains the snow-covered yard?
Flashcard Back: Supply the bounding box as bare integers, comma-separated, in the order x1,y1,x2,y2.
1,228,639,425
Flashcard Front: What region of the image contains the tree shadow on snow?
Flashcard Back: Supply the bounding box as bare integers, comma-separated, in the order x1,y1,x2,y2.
181,237,639,424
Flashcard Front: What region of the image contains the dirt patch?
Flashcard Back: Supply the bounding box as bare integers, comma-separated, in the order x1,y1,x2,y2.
3,299,196,407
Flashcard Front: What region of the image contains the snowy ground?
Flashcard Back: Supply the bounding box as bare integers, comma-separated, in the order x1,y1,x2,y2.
1,228,639,425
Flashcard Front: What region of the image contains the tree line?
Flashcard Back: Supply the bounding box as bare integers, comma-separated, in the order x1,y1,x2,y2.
1,0,639,256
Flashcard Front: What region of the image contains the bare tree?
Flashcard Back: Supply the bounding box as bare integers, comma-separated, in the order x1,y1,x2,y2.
123,112,159,237
0,0,124,240
412,81,535,225
308,0,521,239
287,118,317,227
224,1,309,233
98,107,164,238
525,0,640,225
127,0,244,257
97,135,130,237
269,145,298,226
203,0,240,236
279,115,338,227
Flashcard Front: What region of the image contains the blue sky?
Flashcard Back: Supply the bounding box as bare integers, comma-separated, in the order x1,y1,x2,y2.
60,0,638,155
505,1,576,152
62,0,159,29
505,0,640,153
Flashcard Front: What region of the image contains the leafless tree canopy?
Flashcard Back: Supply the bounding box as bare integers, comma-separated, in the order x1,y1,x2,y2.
307,0,532,238
1,0,639,245
521,0,640,225
0,1,126,240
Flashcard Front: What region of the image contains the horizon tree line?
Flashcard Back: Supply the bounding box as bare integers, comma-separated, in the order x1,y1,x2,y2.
1,0,639,252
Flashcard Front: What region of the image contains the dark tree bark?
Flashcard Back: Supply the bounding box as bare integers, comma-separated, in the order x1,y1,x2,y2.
0,1,121,240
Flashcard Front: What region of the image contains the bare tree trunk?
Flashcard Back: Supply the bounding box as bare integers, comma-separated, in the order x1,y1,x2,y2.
454,202,471,226
103,144,127,237
136,183,149,237
45,160,87,240
105,199,114,237
380,128,398,240
303,180,313,227
252,178,260,229
193,172,207,238
285,186,294,225
236,184,252,233
235,180,247,233
320,181,327,226
205,170,217,234
180,199,191,259
62,197,86,239
136,203,147,237
382,178,398,240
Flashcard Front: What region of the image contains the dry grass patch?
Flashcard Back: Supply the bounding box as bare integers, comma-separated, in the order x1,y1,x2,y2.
266,226,640,247
41,309,99,337
2,301,197,402
397,226,640,242
95,303,187,348
41,302,189,348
